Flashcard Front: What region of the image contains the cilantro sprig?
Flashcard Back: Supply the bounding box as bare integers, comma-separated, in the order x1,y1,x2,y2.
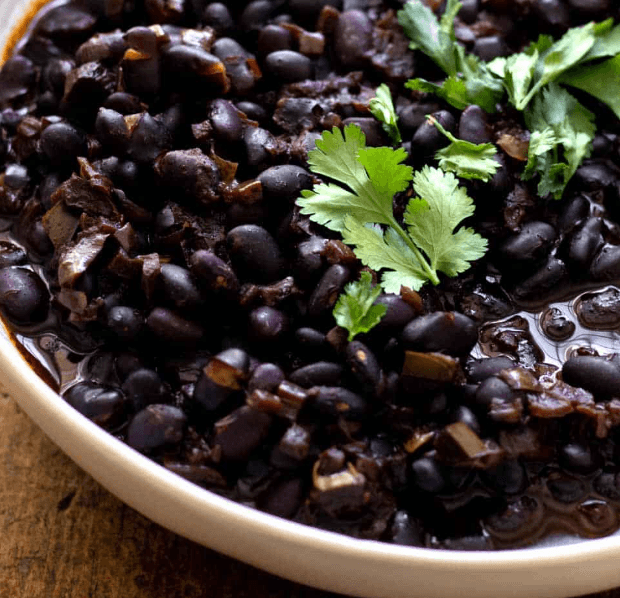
368,84,402,144
298,125,487,293
333,272,387,341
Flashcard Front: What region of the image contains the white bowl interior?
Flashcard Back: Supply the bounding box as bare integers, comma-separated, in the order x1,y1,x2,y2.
1,2,620,596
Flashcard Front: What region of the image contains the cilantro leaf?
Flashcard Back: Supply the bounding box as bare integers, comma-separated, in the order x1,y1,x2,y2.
333,271,387,341
298,125,487,292
369,84,402,144
404,167,488,278
523,84,595,199
559,54,620,120
405,77,470,111
298,125,412,231
580,19,620,62
397,0,460,76
430,116,500,181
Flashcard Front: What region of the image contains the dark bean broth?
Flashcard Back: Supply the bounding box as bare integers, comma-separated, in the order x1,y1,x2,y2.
2,0,620,550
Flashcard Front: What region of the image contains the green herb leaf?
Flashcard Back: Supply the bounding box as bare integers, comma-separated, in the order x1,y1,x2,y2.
298,125,487,292
298,125,412,231
404,167,488,278
405,77,470,111
369,84,402,144
559,54,620,120
333,271,387,341
397,0,460,76
430,116,500,181
523,84,595,199
580,19,620,62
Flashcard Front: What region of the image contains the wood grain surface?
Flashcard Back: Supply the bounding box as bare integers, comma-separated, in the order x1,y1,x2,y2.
0,393,617,598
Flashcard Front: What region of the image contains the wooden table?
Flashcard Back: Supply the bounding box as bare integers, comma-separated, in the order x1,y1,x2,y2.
0,393,616,598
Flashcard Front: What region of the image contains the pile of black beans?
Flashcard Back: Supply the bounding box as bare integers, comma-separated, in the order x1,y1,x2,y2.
1,0,620,550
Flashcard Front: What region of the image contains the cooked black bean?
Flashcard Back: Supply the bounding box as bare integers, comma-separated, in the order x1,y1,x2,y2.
4,164,29,189
258,165,314,203
64,382,126,429
264,50,313,83
309,386,370,420
146,307,204,344
307,264,350,317
346,341,381,393
402,312,478,356
249,363,285,392
106,306,144,340
37,5,97,41
159,264,203,311
129,113,172,164
458,105,491,145
466,356,516,382
236,101,267,124
535,0,570,27
388,511,423,546
540,308,575,341
295,237,327,284
214,406,273,461
156,149,220,203
473,36,509,61
0,241,26,268
474,376,514,408
189,250,239,297
334,10,372,68
499,221,557,264
458,0,480,23
562,355,620,397
0,267,49,324
127,404,187,452
373,294,416,332
547,474,588,503
95,108,129,153
202,3,234,34
483,461,526,496
559,443,600,474
249,306,289,342
162,45,228,91
258,477,304,518
590,244,620,281
568,0,609,12
411,456,446,494
566,217,604,270
122,368,168,411
210,99,244,144
290,362,343,387
452,405,482,436
0,56,36,103
258,25,294,55
289,0,342,24
575,289,620,330
227,225,285,283
512,257,568,301
40,123,86,167
104,92,144,115
557,194,590,233
411,111,456,159
243,127,276,169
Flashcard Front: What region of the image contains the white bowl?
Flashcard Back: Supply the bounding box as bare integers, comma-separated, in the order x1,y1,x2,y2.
2,2,620,597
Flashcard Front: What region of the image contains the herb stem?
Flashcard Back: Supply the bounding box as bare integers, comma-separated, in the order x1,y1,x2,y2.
387,216,440,286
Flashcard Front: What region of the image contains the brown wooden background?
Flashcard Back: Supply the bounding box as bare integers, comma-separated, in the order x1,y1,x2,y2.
0,392,617,598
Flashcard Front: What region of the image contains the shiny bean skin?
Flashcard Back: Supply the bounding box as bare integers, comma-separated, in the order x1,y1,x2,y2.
307,265,350,317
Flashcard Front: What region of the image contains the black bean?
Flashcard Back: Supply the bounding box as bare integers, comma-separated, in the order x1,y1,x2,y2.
309,386,370,420
458,0,479,23
0,56,37,103
40,123,86,167
593,472,620,501
106,306,144,339
334,10,372,68
373,294,416,332
249,306,289,342
289,0,342,24
401,311,478,356
473,36,508,61
566,217,604,271
243,127,276,170
547,474,587,503
258,165,314,204
227,225,285,283
236,101,268,124
499,221,557,264
115,353,144,381
4,164,29,189
388,511,423,546
458,105,491,145
37,5,96,41
535,0,570,27
575,289,620,330
121,368,168,411
249,363,285,392
95,107,129,153
295,327,328,354
483,460,526,496
512,257,568,301
258,477,304,518
290,362,344,387
104,92,144,115
557,194,590,233
567,0,609,11
210,99,244,144
411,456,445,494
127,404,187,452
240,0,275,32
346,341,382,393
342,117,387,147
474,376,514,408
0,241,27,268
162,44,228,91
64,382,126,429
159,263,203,311
562,355,620,397
411,111,455,159
575,162,616,189
214,406,273,461
307,264,350,317
129,113,172,164
202,3,234,34
295,237,327,284
258,25,293,55
189,250,239,297
264,50,313,83
0,267,49,324
590,244,620,281
559,443,600,474
146,307,204,344
156,149,220,204
466,356,516,383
